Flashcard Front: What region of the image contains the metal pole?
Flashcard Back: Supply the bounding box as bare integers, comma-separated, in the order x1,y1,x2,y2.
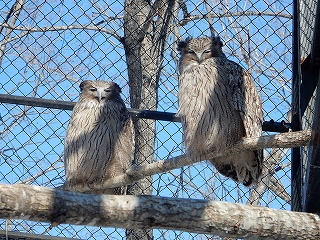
291,0,302,212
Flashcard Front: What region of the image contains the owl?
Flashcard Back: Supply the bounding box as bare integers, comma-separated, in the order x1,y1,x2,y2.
64,80,135,194
177,36,263,186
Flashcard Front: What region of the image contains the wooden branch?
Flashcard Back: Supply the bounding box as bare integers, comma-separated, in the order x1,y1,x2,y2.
247,148,289,205
0,23,123,42
0,0,25,65
269,176,291,204
62,130,311,192
204,0,216,36
179,11,292,26
138,0,162,41
0,183,319,239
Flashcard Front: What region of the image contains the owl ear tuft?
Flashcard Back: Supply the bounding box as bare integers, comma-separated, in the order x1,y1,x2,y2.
114,83,122,93
177,40,187,52
79,81,89,92
177,37,193,52
211,36,224,47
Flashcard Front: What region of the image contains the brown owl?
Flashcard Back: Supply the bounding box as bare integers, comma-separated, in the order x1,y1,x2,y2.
64,80,135,194
177,36,263,186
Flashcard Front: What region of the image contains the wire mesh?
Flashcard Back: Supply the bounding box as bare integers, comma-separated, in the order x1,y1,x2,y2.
0,0,297,239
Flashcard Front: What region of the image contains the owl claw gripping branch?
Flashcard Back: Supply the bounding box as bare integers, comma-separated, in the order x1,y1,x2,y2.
177,36,263,186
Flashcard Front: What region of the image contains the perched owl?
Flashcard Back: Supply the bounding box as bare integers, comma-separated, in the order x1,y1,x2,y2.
64,80,135,194
177,36,263,186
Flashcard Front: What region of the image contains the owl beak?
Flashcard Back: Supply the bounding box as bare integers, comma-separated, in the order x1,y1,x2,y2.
196,53,203,63
97,90,105,102
98,92,102,102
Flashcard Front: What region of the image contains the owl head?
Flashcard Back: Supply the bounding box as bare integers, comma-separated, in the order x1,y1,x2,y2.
79,80,122,102
177,36,226,73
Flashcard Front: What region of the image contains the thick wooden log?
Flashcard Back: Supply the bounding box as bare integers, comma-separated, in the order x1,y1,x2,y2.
0,183,319,239
63,129,312,192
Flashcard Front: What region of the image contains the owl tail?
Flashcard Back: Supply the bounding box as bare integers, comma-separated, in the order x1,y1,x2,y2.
85,186,127,195
211,150,262,186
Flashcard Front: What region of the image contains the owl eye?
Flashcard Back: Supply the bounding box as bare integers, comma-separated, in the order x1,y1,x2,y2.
89,87,97,92
188,50,195,54
104,89,111,93
204,49,211,53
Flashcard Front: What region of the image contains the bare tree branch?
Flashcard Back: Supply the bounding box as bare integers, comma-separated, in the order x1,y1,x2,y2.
248,112,292,205
178,0,189,19
204,0,216,36
269,176,291,204
0,23,123,42
19,157,64,185
0,0,25,65
63,129,311,193
179,11,292,26
0,183,319,239
247,148,289,205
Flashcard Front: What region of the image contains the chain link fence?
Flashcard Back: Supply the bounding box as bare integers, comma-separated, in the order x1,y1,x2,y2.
0,0,299,239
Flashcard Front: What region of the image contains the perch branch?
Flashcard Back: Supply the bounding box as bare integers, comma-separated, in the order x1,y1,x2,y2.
62,129,311,192
0,183,319,239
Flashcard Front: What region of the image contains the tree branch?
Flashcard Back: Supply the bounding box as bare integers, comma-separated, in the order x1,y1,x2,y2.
0,183,319,239
204,0,216,36
138,0,162,41
269,175,291,204
247,148,289,205
0,0,25,65
62,129,311,192
0,23,123,42
179,11,292,26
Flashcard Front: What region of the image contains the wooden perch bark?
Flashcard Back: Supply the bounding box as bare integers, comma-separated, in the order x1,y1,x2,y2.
0,183,319,239
63,129,311,192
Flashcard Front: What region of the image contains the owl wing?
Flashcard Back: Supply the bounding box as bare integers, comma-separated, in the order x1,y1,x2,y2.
111,107,135,173
214,59,264,185
228,60,263,138
103,106,135,195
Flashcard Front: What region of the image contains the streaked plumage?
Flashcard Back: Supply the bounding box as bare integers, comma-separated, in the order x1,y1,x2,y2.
64,80,135,194
177,36,263,186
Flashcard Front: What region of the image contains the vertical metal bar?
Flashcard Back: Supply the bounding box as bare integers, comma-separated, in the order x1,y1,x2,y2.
291,0,302,212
